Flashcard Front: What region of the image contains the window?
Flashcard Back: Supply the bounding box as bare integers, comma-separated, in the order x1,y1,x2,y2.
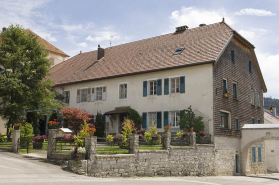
148,112,157,128
50,58,54,65
251,90,254,105
173,47,184,55
223,79,228,94
64,91,70,104
252,147,256,162
80,89,88,102
249,61,252,72
252,118,255,124
170,77,180,93
170,111,180,127
256,93,260,107
258,147,262,162
236,119,239,130
220,112,229,129
96,87,103,101
231,50,235,63
149,80,157,96
119,83,127,99
233,83,237,99
258,119,261,124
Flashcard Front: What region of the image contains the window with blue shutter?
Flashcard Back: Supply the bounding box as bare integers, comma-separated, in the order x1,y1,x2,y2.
164,111,169,127
252,147,256,162
157,112,162,128
231,50,235,63
157,79,162,95
249,61,252,72
164,78,169,95
236,119,239,130
223,79,227,93
102,115,106,128
143,81,147,97
233,83,237,99
180,76,185,93
252,118,255,124
142,112,147,128
258,119,261,124
258,147,262,162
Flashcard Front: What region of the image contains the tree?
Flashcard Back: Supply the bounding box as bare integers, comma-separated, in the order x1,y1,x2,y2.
122,107,142,127
61,107,91,135
93,112,105,137
179,106,205,133
0,24,61,139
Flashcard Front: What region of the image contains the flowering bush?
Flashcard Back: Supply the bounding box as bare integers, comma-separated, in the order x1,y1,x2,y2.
77,147,86,154
136,129,145,139
106,135,114,143
144,121,161,145
114,134,125,140
48,121,59,126
164,125,170,130
14,123,22,127
63,134,74,143
199,131,206,137
86,127,96,133
32,134,47,144
174,131,188,140
151,134,161,138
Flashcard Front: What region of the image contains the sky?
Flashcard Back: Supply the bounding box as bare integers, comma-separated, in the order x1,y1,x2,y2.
0,0,279,98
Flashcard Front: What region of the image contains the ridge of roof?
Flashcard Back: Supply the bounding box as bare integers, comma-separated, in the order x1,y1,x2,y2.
26,29,69,57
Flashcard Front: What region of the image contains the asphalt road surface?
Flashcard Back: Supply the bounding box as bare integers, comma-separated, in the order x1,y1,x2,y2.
1,148,279,185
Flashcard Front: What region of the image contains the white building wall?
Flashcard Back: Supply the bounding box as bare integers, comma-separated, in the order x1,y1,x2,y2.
55,63,214,134
47,52,67,67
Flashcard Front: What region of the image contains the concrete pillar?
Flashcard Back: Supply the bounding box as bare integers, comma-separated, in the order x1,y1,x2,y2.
162,132,171,150
85,136,97,160
11,130,21,153
129,134,139,154
47,129,57,159
189,132,196,146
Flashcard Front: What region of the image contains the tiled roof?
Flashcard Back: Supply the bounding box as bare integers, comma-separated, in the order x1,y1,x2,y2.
49,22,234,86
264,109,279,124
26,29,69,57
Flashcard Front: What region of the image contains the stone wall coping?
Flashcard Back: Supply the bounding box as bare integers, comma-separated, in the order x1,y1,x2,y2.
170,146,195,150
96,154,135,158
138,150,169,153
196,144,215,147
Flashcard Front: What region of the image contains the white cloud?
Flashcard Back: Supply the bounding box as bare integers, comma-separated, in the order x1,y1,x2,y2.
60,22,94,32
77,42,88,48
168,7,235,30
86,31,119,42
234,8,275,16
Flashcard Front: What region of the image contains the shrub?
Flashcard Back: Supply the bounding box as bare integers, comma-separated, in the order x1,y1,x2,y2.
144,121,161,145
122,107,142,127
179,106,205,133
78,121,90,138
20,122,34,138
106,135,114,144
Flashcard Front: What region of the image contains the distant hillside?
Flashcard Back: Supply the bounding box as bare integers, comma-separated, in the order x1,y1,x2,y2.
264,97,279,115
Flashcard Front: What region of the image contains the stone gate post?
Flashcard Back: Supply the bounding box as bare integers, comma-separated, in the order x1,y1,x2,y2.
47,129,57,159
129,134,139,154
12,130,21,153
189,132,196,146
162,132,171,150
85,136,97,160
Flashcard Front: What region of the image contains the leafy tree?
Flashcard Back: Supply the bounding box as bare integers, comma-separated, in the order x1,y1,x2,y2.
121,107,142,127
61,107,91,135
0,24,61,139
93,112,104,137
179,106,204,133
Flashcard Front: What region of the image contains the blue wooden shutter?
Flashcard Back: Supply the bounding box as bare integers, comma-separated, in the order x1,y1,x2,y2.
252,118,255,124
258,119,261,124
164,111,169,127
233,84,237,99
157,79,162,95
143,81,147,97
252,147,256,162
258,147,262,162
180,76,185,93
223,79,227,92
102,115,106,128
142,112,147,128
236,119,239,130
249,61,252,72
157,112,162,128
231,50,235,62
164,78,169,95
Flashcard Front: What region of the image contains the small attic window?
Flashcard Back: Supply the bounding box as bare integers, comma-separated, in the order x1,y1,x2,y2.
173,47,184,55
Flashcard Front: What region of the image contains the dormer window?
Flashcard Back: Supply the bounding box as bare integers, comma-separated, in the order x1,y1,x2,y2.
173,47,184,55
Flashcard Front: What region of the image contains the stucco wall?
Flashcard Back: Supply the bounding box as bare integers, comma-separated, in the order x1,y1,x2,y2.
55,63,214,134
264,140,279,172
47,52,67,67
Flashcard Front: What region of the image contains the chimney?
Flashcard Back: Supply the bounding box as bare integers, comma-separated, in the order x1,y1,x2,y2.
97,45,105,60
199,24,206,27
175,25,188,32
273,105,277,117
2,27,6,32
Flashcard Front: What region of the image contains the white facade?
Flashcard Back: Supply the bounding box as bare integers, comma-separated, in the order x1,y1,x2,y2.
47,52,67,67
55,63,214,135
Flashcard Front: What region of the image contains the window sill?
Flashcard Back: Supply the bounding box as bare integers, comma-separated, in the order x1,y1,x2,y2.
233,98,239,102
147,95,158,98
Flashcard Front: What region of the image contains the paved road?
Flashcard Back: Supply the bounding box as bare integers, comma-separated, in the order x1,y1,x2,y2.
1,149,279,185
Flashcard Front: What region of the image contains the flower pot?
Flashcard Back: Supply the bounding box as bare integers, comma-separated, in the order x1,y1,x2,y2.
33,142,43,149
164,128,169,133
49,125,57,129
14,127,19,130
89,131,94,136
71,153,85,160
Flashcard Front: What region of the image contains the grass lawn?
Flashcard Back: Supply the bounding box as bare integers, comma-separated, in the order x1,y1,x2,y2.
0,141,12,148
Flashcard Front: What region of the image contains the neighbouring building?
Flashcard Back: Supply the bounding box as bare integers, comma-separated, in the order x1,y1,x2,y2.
49,20,267,175
0,27,69,134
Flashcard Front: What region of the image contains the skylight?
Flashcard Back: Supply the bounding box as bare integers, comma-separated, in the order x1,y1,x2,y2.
173,47,184,55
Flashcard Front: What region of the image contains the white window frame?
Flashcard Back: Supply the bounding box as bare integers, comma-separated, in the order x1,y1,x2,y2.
220,110,231,129
148,80,157,96
251,90,254,105
119,82,128,99
170,77,180,94
148,112,157,128
64,90,70,104
169,111,180,128
95,86,104,101
80,87,88,103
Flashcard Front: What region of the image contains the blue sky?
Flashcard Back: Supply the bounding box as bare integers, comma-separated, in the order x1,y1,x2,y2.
1,0,279,98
